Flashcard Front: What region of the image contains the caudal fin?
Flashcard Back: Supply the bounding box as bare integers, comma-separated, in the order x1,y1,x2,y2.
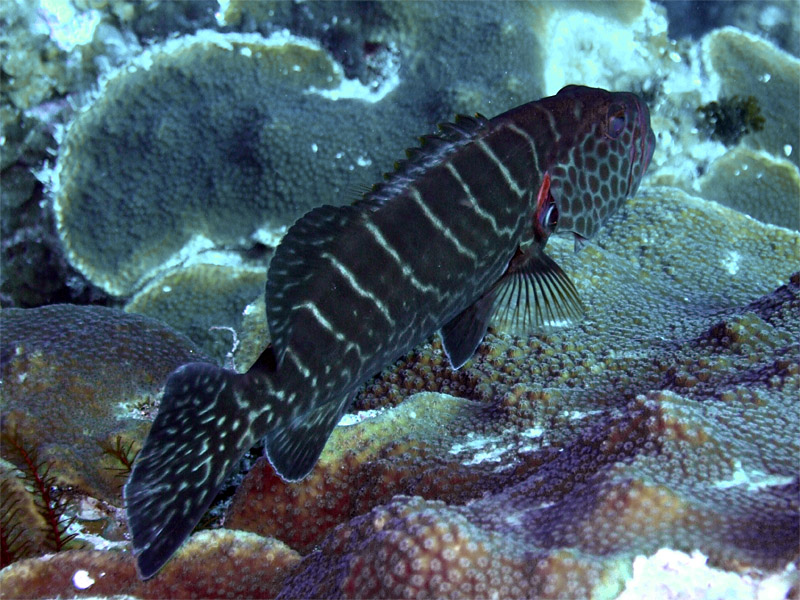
124,361,275,579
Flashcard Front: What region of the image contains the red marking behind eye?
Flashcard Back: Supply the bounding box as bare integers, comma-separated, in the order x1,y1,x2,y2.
533,172,556,241
536,171,552,213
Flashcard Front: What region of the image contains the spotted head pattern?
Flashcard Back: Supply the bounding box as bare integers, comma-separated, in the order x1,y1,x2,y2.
541,85,656,245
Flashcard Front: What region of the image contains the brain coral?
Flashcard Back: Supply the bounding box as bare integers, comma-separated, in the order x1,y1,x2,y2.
0,304,209,505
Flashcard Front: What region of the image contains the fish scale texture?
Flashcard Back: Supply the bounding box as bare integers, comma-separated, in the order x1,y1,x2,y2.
2,186,797,599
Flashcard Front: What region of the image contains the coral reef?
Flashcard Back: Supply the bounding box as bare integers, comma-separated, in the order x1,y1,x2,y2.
697,146,800,230
702,26,800,167
0,428,79,563
1,304,209,505
54,30,378,296
0,529,300,599
3,182,798,596
2,1,799,597
657,0,799,56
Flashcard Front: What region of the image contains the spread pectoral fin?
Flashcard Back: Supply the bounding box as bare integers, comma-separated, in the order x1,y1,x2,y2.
440,246,584,369
489,245,584,335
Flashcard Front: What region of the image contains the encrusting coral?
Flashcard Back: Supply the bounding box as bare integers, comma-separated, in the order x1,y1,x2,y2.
2,186,796,598
0,304,209,505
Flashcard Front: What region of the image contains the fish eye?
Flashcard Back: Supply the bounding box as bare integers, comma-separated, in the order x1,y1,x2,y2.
541,202,559,231
607,104,627,139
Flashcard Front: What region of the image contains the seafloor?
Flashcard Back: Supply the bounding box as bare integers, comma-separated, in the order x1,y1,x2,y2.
1,1,799,599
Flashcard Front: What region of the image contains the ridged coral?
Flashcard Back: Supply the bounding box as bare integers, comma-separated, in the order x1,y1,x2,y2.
0,529,300,599
0,304,209,504
702,26,800,167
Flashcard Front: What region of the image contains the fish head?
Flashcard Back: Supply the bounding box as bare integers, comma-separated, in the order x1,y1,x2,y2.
537,85,656,247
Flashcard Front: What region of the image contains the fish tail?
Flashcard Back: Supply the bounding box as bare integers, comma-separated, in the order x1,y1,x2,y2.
124,351,279,579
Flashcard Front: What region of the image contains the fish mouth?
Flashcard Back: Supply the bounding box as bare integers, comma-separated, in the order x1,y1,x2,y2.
628,96,656,194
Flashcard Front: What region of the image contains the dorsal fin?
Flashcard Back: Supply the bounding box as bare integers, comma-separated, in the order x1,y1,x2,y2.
363,112,489,209
266,204,365,364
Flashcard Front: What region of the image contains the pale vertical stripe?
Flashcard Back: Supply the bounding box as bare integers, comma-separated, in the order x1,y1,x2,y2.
322,252,395,325
408,187,478,260
363,220,441,295
476,139,524,197
444,163,515,237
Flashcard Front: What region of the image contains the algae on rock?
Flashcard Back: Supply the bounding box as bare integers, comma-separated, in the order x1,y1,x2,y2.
702,27,800,167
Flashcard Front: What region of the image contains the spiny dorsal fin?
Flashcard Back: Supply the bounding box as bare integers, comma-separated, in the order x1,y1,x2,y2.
266,204,366,363
364,112,489,208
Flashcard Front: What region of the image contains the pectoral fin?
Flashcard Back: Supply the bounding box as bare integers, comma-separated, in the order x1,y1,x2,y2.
489,245,584,335
440,246,584,369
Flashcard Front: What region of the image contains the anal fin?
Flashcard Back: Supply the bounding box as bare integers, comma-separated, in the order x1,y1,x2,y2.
440,292,497,369
264,393,352,481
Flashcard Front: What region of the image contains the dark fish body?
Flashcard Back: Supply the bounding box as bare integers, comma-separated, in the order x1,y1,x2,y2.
125,85,656,578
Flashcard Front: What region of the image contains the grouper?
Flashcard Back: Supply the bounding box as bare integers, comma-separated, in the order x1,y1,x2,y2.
125,84,656,578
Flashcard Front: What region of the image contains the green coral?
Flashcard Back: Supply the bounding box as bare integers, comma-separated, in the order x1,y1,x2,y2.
702,27,800,166
697,95,766,146
52,1,546,299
